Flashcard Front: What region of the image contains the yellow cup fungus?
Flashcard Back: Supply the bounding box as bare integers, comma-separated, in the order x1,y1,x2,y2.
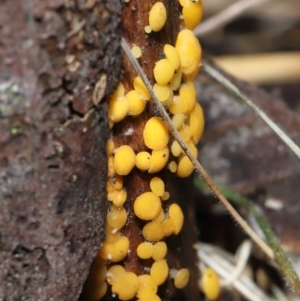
100,235,129,262
172,113,185,130
106,205,128,230
113,145,136,176
106,139,115,156
108,188,127,207
126,90,147,116
169,203,184,235
137,275,158,299
134,76,151,100
168,161,178,173
105,224,121,243
182,0,203,30
169,95,187,115
136,151,151,170
161,191,170,201
171,268,190,289
142,221,164,242
150,177,165,197
178,124,192,142
171,140,182,157
108,267,139,300
148,147,169,173
200,268,220,301
188,102,204,143
137,242,154,259
164,44,181,70
179,84,196,113
153,83,171,103
177,155,194,178
153,59,175,85
134,192,162,220
162,219,175,237
150,260,169,285
81,256,108,300
131,45,142,58
170,69,182,91
108,96,129,123
148,2,167,32
143,117,169,150
175,29,201,79
152,208,165,223
152,241,167,260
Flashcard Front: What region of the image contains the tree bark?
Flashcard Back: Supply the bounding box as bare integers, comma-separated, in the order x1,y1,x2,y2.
0,0,122,300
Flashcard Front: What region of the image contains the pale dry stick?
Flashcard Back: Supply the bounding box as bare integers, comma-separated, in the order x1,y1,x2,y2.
203,62,300,160
121,37,274,260
194,0,270,37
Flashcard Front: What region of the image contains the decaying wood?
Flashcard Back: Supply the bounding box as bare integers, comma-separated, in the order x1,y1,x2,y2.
0,1,122,300
103,1,200,301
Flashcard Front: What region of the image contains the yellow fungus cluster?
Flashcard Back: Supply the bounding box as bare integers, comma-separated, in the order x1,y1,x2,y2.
86,1,205,300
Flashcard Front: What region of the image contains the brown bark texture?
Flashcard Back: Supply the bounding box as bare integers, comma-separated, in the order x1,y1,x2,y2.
0,0,122,300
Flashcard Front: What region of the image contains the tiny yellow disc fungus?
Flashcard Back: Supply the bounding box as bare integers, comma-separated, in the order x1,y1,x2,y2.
134,192,162,220
152,241,167,260
131,45,142,58
153,83,171,102
178,124,192,142
110,82,125,99
170,69,182,91
138,295,161,301
105,224,121,243
106,205,127,230
162,218,175,237
126,90,147,116
177,155,194,178
188,102,204,143
136,151,151,170
150,177,165,197
108,155,115,177
150,260,169,285
161,191,170,201
169,95,187,114
143,117,169,150
114,145,136,175
182,1,203,30
144,25,152,33
137,275,158,299
107,265,126,285
169,203,184,235
112,271,138,300
168,161,178,173
137,242,154,259
149,2,167,32
134,76,151,100
171,140,182,157
111,189,127,207
172,113,186,130
173,268,190,289
179,84,196,113
200,268,220,301
148,147,169,173
152,208,165,223
164,44,180,70
175,29,201,79
142,222,164,242
108,96,129,122
110,236,130,262
187,139,198,157
106,139,115,156
153,59,175,85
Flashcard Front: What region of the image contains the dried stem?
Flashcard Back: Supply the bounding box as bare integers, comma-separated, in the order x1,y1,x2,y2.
121,37,274,260
202,62,300,160
194,0,270,37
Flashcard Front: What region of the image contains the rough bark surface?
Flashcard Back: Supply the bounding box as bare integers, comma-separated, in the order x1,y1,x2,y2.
0,0,122,300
